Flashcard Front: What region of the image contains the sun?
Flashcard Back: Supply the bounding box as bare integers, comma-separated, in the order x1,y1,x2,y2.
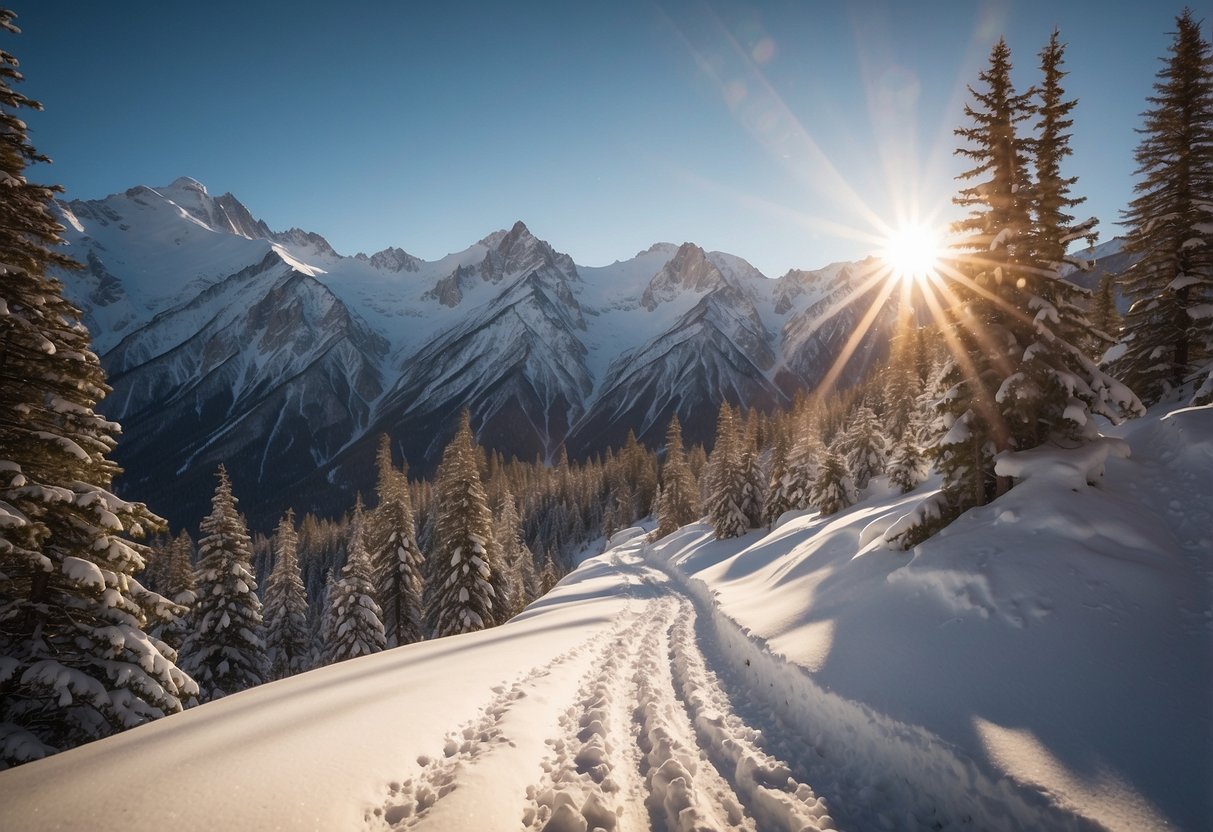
881,223,943,283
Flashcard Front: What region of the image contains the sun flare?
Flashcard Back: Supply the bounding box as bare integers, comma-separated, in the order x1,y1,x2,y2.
881,224,943,283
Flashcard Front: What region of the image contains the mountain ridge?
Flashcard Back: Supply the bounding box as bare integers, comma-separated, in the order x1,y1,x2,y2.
50,177,1124,530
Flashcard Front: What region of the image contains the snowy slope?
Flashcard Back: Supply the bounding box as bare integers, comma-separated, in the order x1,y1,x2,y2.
1,404,1207,831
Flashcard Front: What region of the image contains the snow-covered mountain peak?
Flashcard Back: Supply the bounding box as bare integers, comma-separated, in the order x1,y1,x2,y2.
635,242,680,260
640,242,727,310
357,246,422,273
163,175,209,195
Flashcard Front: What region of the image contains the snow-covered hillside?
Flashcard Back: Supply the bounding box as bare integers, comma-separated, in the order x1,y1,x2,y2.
1,403,1207,831
52,178,901,529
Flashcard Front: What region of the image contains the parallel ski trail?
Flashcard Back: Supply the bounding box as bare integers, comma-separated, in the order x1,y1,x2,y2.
634,597,755,831
521,600,654,831
667,596,837,831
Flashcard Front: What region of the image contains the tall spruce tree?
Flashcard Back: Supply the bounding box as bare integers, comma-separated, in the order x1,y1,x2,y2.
425,413,500,637
810,450,855,516
262,510,311,680
999,29,1142,448
761,430,794,528
494,486,533,617
0,11,195,766
367,435,424,647
1115,9,1213,405
842,405,887,491
933,37,1035,515
324,504,386,664
179,466,267,703
655,415,700,537
706,403,751,539
147,531,196,656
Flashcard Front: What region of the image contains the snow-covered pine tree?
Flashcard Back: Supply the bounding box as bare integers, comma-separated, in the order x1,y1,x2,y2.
928,38,1035,521
425,412,500,637
761,430,793,528
735,418,765,529
810,450,855,516
494,485,533,617
309,570,334,669
784,414,821,511
1089,274,1123,357
998,29,1142,449
1114,10,1213,405
539,548,559,595
886,430,928,494
179,466,267,703
148,531,196,655
323,503,386,664
706,403,750,539
262,510,310,680
0,13,195,764
367,435,424,648
655,415,700,538
843,405,887,491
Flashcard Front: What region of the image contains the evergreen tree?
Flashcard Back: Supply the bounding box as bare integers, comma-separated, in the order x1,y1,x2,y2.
761,431,794,528
735,424,765,529
810,450,855,516
367,435,424,647
323,505,386,664
655,416,700,537
0,13,194,765
1089,273,1123,356
539,549,559,595
179,466,267,703
784,420,821,511
494,486,533,617
933,37,1035,513
843,406,887,491
262,511,310,680
425,413,500,637
148,531,196,655
705,403,751,539
886,431,928,495
1115,10,1213,405
999,29,1142,449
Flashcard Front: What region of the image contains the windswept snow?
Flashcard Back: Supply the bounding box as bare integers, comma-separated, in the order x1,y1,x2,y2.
0,405,1208,831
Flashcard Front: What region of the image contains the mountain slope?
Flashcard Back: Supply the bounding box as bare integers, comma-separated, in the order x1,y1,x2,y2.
2,402,1205,831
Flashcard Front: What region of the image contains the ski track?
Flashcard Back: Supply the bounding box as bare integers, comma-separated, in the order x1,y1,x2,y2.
369,543,1088,831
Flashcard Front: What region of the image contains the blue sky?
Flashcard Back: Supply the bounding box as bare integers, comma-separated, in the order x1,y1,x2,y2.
7,1,1196,276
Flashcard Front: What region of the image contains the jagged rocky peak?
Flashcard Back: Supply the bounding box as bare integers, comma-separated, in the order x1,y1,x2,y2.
361,246,421,273
423,264,473,308
478,220,579,284
641,242,727,311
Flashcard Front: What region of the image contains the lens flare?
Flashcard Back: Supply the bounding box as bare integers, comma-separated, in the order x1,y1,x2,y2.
881,224,943,283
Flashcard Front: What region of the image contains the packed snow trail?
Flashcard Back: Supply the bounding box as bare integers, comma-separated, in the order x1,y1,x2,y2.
365,548,837,832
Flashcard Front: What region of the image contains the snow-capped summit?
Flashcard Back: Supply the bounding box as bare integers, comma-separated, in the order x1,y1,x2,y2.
640,242,729,310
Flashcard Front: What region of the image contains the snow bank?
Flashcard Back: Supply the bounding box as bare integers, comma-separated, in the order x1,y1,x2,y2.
655,404,1212,831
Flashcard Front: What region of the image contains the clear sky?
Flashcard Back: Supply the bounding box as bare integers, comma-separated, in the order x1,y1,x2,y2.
6,1,1199,277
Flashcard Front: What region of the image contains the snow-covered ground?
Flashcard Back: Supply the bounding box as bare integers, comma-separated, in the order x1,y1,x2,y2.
0,404,1208,831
